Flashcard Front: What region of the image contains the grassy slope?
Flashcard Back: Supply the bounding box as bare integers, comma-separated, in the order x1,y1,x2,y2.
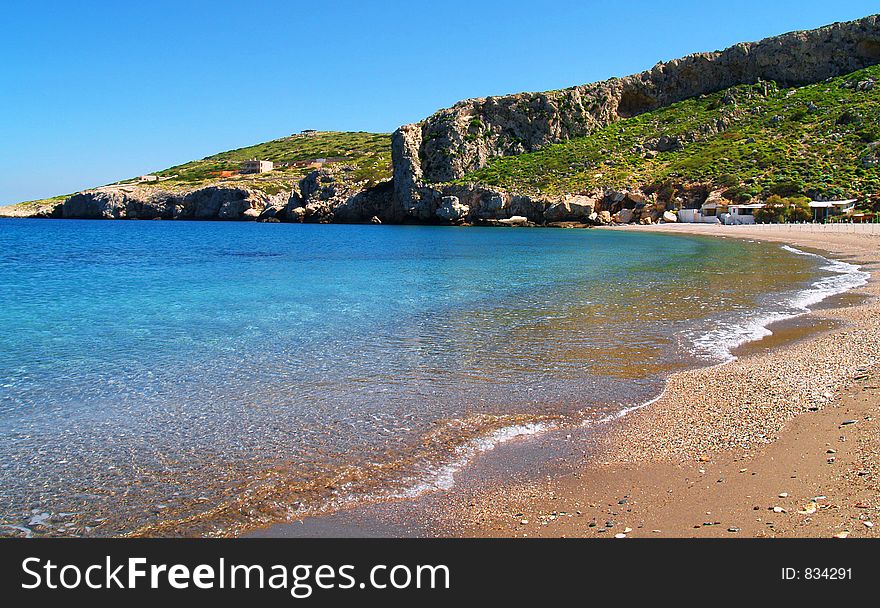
456,65,880,203
6,131,391,212
151,131,391,189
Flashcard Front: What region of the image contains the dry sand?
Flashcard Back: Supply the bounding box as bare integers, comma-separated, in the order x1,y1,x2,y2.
449,223,880,538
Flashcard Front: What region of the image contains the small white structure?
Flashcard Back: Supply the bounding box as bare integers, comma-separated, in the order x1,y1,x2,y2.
677,208,720,224
808,199,857,221
725,203,765,224
138,175,159,182
240,159,274,174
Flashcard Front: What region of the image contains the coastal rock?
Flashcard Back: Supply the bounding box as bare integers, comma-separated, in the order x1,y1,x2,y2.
391,14,880,208
544,195,596,222
495,215,529,226
62,186,272,221
184,186,269,220
613,208,634,224
292,169,397,224
63,189,136,219
435,196,470,223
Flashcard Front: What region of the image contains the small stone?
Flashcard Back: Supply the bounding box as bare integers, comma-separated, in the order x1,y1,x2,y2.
833,532,849,539
624,527,633,533
728,527,740,533
840,420,857,426
798,502,818,515
779,493,789,498
520,519,529,525
865,521,874,528
773,507,786,513
614,533,626,539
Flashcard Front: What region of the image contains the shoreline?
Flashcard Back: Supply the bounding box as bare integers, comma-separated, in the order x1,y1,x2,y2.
250,223,879,538
441,223,880,538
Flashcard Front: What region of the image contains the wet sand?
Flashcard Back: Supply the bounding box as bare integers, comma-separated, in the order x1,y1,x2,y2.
254,223,880,538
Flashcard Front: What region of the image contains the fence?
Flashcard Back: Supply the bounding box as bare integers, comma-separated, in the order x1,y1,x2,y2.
726,221,880,234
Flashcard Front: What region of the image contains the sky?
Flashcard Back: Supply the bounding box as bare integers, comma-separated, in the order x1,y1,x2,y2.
1,0,878,204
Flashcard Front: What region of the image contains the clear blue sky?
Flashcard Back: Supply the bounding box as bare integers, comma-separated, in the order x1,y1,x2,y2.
1,0,877,204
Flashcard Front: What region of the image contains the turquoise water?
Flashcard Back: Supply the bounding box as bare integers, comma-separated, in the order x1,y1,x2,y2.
0,219,851,536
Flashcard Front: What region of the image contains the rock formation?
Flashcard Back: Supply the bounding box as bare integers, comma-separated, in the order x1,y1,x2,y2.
391,14,880,209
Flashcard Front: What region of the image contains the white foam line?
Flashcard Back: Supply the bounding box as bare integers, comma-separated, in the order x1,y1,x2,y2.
392,421,553,498
690,245,869,362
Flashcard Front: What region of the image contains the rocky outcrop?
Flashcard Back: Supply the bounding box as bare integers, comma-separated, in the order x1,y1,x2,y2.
61,186,283,221
391,14,880,208
57,171,395,224
288,169,397,224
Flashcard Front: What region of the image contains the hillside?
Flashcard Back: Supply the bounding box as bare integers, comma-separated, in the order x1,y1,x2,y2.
4,131,391,214
456,65,880,202
149,130,391,190
392,14,880,210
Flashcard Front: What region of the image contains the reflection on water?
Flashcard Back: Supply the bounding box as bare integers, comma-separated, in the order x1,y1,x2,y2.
0,220,832,536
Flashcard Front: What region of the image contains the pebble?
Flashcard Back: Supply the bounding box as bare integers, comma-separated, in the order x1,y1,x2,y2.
840,420,858,426
865,521,874,528
519,519,529,525
834,532,849,539
773,507,786,513
798,502,818,515
779,492,789,498
728,527,740,533
614,533,627,539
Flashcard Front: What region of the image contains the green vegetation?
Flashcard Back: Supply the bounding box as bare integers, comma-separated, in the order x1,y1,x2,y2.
149,130,391,190
456,65,880,202
753,194,812,223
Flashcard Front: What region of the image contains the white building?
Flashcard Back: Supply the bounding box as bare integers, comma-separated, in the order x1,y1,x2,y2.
677,208,721,224
240,159,274,174
808,199,857,221
723,203,765,224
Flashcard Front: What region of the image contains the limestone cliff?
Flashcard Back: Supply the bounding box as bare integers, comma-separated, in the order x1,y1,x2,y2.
392,14,880,209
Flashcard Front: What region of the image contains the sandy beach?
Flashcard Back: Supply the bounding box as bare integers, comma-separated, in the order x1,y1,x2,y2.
435,223,880,538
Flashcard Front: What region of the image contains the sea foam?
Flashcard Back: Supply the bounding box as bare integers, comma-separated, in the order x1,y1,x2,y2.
689,245,869,362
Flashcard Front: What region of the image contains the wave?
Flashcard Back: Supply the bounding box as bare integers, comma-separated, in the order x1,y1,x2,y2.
689,245,869,362
389,421,553,499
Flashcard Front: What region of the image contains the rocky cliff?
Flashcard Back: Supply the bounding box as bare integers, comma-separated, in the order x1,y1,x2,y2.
51,171,396,224
392,14,880,210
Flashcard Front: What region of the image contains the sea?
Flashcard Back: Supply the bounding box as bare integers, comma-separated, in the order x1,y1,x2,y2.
0,219,867,536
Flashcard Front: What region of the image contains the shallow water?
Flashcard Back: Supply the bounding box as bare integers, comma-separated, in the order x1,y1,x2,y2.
0,219,863,536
